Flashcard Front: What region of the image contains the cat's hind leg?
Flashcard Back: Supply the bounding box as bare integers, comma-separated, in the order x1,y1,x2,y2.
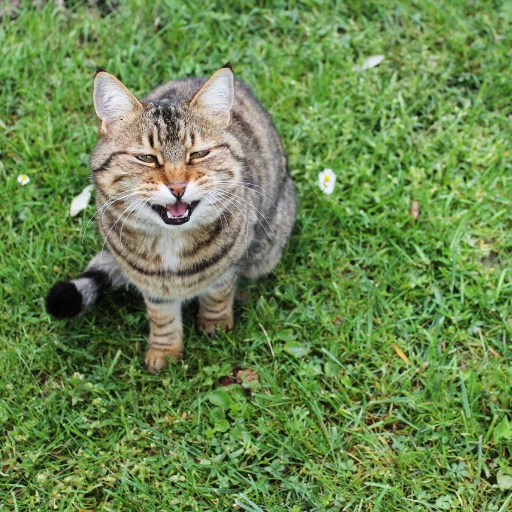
196,272,237,337
46,250,128,319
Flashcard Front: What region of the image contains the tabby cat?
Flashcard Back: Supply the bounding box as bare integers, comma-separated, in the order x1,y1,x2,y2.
46,64,296,372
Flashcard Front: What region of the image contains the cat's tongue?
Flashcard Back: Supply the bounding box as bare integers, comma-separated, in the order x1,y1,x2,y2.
166,200,188,217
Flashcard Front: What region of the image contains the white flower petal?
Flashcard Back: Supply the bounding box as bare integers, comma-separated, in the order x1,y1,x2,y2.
323,180,335,194
17,174,30,185
70,184,95,217
318,169,336,194
353,55,384,71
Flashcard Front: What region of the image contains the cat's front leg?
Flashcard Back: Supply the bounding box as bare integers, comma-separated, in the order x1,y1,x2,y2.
197,272,237,337
144,297,183,373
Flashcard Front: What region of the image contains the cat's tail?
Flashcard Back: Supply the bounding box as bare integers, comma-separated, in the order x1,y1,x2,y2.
46,251,128,319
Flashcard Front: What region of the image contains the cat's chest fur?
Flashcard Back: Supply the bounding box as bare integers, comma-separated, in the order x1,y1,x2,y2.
99,210,246,299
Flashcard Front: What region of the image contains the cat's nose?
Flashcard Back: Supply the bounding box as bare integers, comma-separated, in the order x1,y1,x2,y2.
168,182,187,199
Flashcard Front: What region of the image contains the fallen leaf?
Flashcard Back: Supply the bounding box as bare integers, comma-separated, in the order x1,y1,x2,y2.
353,55,384,71
70,184,94,217
497,470,512,490
410,200,420,221
392,343,410,365
236,369,259,384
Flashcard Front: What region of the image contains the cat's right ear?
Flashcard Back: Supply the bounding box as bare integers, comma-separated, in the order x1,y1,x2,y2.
93,71,143,134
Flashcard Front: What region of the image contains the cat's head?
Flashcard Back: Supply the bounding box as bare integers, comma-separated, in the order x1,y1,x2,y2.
90,65,243,230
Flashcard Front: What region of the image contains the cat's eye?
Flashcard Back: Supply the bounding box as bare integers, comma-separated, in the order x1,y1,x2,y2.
189,150,210,162
136,155,158,164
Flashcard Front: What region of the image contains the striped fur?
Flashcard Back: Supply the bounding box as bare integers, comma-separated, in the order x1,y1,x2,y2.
46,65,296,372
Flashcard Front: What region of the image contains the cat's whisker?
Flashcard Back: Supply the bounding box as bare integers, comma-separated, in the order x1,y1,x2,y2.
203,193,225,229
81,188,139,246
135,198,151,219
119,198,146,248
214,181,278,210
100,191,141,229
209,187,267,232
204,192,229,235
212,192,273,250
216,180,273,194
206,190,249,257
94,186,138,215
100,199,141,257
222,195,250,259
208,190,248,241
92,188,139,226
210,188,277,242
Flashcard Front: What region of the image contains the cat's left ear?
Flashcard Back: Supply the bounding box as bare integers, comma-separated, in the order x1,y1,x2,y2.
189,64,234,128
93,71,143,134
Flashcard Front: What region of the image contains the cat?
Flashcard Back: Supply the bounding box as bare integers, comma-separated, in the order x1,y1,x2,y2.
46,64,296,373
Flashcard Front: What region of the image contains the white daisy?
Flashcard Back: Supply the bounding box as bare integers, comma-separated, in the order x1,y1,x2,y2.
17,174,30,185
318,168,336,195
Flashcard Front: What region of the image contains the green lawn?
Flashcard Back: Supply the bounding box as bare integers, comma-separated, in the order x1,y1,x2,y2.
1,1,512,510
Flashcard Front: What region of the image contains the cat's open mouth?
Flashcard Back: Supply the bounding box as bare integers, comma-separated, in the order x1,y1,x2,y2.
151,200,200,225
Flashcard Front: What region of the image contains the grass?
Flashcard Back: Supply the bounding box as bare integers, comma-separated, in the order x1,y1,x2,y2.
1,0,511,510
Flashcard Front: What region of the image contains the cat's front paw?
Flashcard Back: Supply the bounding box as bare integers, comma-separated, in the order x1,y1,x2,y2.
145,346,182,373
196,314,234,338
